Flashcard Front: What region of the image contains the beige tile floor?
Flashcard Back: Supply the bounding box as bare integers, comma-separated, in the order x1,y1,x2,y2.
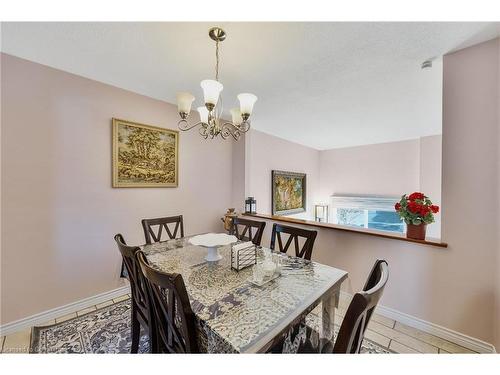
0,292,476,354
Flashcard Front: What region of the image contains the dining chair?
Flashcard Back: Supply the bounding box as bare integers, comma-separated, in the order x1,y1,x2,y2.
231,217,266,246
331,259,389,353
269,223,318,260
299,259,389,353
114,234,155,353
141,215,184,244
136,250,200,353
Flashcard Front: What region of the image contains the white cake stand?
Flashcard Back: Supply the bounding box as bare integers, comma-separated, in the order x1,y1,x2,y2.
189,233,238,262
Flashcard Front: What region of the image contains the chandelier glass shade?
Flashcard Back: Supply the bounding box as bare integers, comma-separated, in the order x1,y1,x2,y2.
176,27,257,140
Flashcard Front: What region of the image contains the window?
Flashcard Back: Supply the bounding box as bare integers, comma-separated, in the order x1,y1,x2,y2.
331,195,404,234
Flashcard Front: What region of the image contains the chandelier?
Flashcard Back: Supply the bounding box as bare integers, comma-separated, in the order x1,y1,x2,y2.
176,27,257,141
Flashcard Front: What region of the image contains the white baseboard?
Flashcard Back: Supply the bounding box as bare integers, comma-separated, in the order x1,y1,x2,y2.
0,285,131,337
340,291,496,353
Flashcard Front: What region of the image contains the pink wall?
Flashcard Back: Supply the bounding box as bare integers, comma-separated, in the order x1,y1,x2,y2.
419,135,442,238
231,133,246,212
250,131,500,343
318,136,442,238
242,39,500,344
0,54,234,324
318,139,420,199
442,38,499,348
245,129,320,220
254,215,456,326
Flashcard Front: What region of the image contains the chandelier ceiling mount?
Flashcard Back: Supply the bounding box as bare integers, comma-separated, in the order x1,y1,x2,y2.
208,27,226,42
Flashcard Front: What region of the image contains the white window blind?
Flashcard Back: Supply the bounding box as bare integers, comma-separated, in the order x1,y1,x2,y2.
330,195,404,233
331,195,399,210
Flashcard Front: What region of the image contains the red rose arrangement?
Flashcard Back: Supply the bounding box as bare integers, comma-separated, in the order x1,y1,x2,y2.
395,192,439,226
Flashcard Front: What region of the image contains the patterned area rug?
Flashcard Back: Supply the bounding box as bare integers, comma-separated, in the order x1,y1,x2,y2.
31,300,149,353
31,299,391,354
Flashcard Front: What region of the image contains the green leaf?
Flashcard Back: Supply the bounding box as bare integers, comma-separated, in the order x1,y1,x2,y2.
424,213,435,224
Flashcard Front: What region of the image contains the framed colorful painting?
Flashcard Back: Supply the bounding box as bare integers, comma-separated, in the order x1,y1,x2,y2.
271,170,307,215
112,118,179,187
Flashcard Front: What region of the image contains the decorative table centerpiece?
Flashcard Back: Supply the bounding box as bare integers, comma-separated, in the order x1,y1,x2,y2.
250,249,283,287
189,233,238,262
395,192,439,240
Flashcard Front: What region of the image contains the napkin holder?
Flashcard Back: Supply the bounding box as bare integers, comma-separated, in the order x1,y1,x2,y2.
231,241,257,271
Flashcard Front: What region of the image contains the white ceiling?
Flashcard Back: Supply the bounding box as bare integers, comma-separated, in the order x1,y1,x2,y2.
2,22,499,149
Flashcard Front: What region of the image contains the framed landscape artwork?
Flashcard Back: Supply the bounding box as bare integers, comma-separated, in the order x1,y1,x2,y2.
112,118,179,187
272,170,307,215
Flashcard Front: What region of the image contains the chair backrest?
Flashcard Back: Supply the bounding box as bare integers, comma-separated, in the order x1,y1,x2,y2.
136,251,199,353
114,234,150,324
231,217,266,246
269,223,317,260
142,215,184,244
333,259,389,353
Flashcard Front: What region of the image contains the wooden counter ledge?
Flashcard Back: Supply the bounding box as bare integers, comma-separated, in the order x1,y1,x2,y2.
242,213,448,248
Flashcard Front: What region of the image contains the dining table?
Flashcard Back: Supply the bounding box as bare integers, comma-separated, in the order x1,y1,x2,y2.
141,234,348,353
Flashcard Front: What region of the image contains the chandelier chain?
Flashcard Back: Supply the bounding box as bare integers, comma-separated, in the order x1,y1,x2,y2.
215,40,219,81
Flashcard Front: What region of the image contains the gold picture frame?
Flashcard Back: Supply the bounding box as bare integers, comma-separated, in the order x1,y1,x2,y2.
112,118,179,188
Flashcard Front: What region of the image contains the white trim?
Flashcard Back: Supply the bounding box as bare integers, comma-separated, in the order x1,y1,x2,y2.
340,291,496,353
0,285,130,337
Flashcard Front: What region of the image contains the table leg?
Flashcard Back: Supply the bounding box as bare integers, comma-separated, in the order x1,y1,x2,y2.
319,288,340,352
